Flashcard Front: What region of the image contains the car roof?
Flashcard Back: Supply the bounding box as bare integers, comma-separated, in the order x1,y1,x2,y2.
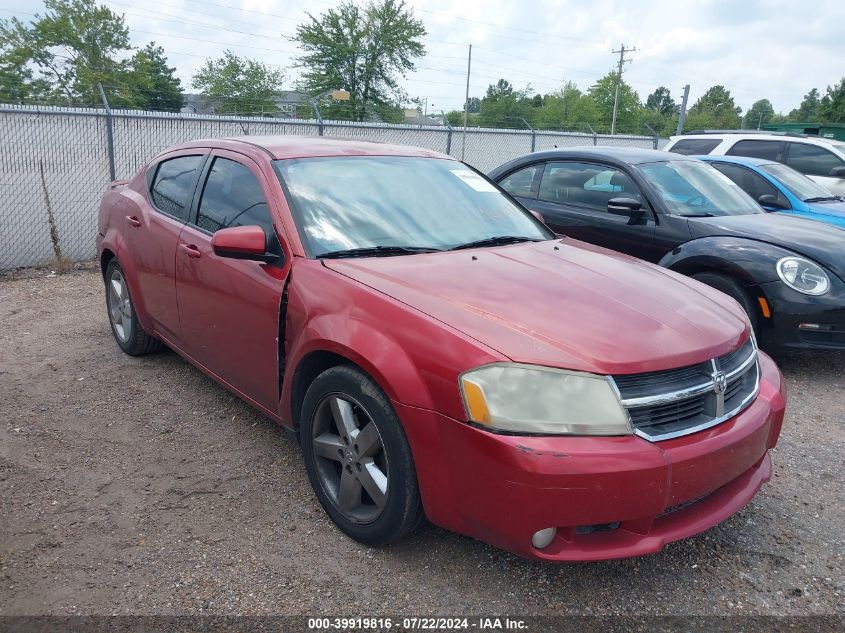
695,155,778,168
178,136,453,161
670,132,840,148
510,145,694,166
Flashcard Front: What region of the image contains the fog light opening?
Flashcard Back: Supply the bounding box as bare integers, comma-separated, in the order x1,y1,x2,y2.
531,527,557,549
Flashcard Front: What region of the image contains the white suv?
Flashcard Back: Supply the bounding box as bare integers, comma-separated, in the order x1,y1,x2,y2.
664,132,845,195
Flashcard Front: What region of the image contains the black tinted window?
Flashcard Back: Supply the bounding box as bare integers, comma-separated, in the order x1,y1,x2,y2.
668,139,721,155
727,139,784,161
709,162,786,207
538,162,645,212
785,142,845,177
499,164,542,198
150,155,204,221
197,158,275,241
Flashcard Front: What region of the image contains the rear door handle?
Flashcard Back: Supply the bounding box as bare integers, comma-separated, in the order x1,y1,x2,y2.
178,243,202,259
125,215,142,228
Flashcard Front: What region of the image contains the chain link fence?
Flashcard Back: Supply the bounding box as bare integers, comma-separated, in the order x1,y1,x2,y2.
0,104,657,270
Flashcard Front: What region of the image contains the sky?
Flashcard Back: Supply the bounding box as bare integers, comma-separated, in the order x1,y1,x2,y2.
2,0,844,115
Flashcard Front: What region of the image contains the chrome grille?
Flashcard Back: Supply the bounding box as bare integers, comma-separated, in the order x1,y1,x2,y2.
612,338,759,441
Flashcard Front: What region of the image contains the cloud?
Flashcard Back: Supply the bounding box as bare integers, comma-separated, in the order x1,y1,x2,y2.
6,0,844,115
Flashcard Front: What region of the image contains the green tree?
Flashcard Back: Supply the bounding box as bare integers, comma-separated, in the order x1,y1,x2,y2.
0,0,132,105
192,50,285,115
294,0,426,121
477,79,535,128
588,71,642,133
819,78,845,123
534,82,597,131
123,43,183,111
744,98,775,129
467,96,480,113
788,88,822,121
685,85,742,130
645,86,676,117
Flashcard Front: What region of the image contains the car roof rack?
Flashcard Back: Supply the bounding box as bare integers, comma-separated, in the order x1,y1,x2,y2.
683,129,810,138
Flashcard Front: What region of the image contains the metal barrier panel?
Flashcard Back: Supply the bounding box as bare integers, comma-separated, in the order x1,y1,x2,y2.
0,105,656,269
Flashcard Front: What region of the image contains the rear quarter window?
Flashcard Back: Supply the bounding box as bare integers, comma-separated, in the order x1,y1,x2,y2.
667,139,721,155
149,155,205,221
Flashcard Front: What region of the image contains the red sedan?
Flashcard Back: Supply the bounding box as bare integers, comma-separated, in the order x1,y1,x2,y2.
96,137,786,561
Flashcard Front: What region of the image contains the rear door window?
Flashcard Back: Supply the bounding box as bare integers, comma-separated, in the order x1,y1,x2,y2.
667,139,721,155
785,142,845,177
498,164,543,199
150,155,205,221
726,139,785,162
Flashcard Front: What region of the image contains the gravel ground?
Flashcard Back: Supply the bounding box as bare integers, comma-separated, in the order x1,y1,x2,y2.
0,267,843,617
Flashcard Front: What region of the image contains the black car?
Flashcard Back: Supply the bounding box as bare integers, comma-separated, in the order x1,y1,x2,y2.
488,147,845,351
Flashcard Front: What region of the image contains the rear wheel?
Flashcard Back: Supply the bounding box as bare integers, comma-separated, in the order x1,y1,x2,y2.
300,365,424,546
692,271,760,337
105,259,162,356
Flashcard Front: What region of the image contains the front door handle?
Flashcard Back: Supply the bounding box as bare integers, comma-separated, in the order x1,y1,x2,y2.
178,243,202,259
125,215,142,228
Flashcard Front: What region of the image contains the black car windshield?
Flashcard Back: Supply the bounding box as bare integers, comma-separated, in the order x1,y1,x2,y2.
274,156,552,257
760,163,836,202
638,160,762,216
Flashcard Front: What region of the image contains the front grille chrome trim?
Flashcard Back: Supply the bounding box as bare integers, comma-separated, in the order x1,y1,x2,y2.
612,337,760,442
632,361,759,442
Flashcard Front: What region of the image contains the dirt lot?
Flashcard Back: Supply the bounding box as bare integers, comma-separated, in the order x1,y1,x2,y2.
0,267,843,617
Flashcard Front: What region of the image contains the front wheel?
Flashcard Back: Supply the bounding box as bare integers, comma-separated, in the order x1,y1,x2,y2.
300,365,424,546
692,271,760,337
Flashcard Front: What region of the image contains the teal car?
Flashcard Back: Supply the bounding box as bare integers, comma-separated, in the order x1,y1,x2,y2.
698,155,845,229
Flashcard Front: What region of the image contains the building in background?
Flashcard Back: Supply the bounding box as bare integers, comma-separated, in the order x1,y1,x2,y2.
762,122,845,141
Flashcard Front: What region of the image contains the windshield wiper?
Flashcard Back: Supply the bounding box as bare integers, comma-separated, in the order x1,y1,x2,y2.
804,196,839,203
448,235,542,251
318,245,442,259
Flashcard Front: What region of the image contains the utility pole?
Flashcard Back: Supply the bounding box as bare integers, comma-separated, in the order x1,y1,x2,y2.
462,43,472,161
610,44,636,135
675,84,690,135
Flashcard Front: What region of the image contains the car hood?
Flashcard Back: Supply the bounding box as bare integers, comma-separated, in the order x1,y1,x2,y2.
323,240,749,375
687,213,845,279
805,200,845,217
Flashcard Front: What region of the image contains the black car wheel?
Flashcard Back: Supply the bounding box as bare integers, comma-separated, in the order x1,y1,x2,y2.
300,365,424,545
692,271,760,337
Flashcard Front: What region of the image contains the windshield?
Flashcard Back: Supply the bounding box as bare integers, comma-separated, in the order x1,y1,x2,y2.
275,156,552,257
760,163,836,201
637,160,762,217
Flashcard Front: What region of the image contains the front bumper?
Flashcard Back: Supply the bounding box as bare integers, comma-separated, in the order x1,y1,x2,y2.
398,352,786,561
757,279,845,350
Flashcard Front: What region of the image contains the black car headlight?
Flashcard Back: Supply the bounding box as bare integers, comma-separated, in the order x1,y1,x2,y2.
776,257,831,296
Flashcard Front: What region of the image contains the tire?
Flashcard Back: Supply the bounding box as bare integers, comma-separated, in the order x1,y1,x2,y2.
104,259,162,356
300,365,424,546
692,271,760,337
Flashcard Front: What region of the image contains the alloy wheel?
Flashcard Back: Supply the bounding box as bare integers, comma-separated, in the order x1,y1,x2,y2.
108,269,133,343
311,394,389,524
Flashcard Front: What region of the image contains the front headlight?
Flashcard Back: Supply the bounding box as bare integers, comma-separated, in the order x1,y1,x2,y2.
459,363,631,435
776,257,830,296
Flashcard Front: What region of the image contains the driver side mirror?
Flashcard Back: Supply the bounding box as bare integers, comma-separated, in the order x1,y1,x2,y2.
829,166,845,178
757,194,790,210
607,197,645,217
212,225,278,263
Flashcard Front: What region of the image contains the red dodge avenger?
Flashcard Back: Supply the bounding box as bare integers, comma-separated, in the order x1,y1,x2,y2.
97,137,786,561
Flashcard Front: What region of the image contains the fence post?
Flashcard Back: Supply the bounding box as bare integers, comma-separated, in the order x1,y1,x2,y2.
644,123,659,149
310,98,324,136
98,83,116,181
443,116,453,155
520,117,536,152
586,123,598,146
